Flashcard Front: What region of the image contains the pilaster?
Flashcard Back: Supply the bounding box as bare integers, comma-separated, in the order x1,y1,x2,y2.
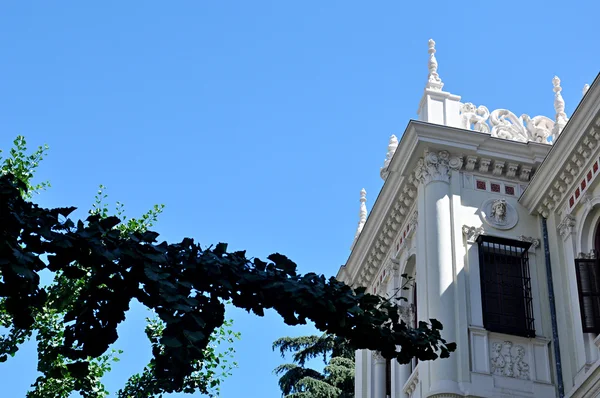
415,149,462,396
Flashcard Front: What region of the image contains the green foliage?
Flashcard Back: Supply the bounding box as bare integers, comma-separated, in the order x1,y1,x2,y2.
0,139,455,397
273,334,354,397
0,136,239,397
0,135,50,197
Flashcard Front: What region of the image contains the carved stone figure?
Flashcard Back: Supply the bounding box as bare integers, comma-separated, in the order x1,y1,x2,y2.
490,342,505,376
481,198,518,230
522,115,554,143
502,341,515,377
491,199,507,224
514,346,530,380
460,102,491,133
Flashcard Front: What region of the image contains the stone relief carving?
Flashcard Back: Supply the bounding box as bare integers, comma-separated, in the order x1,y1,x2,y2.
399,303,415,326
414,150,463,185
462,225,484,243
490,341,530,380
578,250,598,259
491,199,507,224
518,235,540,249
558,214,576,238
460,103,490,133
481,198,518,230
458,103,555,144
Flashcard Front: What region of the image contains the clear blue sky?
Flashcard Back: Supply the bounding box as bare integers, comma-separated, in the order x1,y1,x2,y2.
0,1,598,397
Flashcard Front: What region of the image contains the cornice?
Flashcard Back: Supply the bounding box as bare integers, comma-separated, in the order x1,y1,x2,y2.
520,73,600,216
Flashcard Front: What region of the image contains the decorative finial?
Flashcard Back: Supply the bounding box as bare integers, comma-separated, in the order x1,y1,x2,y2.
426,39,443,91
583,84,590,97
351,189,368,249
380,134,398,180
552,76,568,136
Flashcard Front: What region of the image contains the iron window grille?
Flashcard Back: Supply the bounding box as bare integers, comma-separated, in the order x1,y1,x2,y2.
477,235,535,338
574,257,600,333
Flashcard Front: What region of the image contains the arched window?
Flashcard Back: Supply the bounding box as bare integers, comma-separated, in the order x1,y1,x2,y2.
575,220,600,333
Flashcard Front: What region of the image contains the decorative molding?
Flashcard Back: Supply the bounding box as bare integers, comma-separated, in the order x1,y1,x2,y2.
521,110,600,216
558,213,576,238
480,198,518,230
403,368,419,397
414,150,462,185
380,135,398,180
462,225,484,243
518,235,540,249
583,84,590,97
490,341,530,380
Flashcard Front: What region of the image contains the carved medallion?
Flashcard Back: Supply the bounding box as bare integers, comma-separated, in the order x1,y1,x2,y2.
480,198,518,230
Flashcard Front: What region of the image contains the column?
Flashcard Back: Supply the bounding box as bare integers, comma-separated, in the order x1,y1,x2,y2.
414,150,462,396
355,350,365,398
557,213,589,384
372,352,386,398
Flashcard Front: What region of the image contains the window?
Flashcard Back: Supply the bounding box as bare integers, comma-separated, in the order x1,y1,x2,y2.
477,235,535,337
575,257,600,333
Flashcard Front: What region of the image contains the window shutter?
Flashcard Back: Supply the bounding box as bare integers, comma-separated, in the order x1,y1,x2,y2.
575,258,600,333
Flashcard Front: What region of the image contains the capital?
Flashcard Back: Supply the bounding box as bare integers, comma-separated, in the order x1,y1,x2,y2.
558,214,576,239
414,150,463,185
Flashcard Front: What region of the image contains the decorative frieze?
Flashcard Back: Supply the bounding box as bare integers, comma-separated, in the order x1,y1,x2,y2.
490,341,530,380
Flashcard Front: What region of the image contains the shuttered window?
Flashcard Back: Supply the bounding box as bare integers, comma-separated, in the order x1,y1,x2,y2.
575,258,600,333
477,235,535,337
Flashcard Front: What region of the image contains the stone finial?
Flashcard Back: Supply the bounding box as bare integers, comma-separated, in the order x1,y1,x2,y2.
351,189,368,250
552,76,568,136
583,84,590,97
380,135,398,180
426,39,444,91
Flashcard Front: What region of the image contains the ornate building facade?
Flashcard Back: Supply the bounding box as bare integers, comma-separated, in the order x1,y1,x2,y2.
336,40,600,398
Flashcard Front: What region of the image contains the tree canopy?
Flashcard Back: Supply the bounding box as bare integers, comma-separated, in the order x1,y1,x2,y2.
0,144,455,397
0,136,239,397
273,334,354,397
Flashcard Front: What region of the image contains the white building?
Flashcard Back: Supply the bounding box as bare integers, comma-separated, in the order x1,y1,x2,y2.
336,40,600,398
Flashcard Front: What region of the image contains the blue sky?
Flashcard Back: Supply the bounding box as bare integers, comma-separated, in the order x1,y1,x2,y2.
0,1,598,397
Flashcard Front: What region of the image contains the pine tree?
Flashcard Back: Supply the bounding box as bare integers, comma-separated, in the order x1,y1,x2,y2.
273,334,354,397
